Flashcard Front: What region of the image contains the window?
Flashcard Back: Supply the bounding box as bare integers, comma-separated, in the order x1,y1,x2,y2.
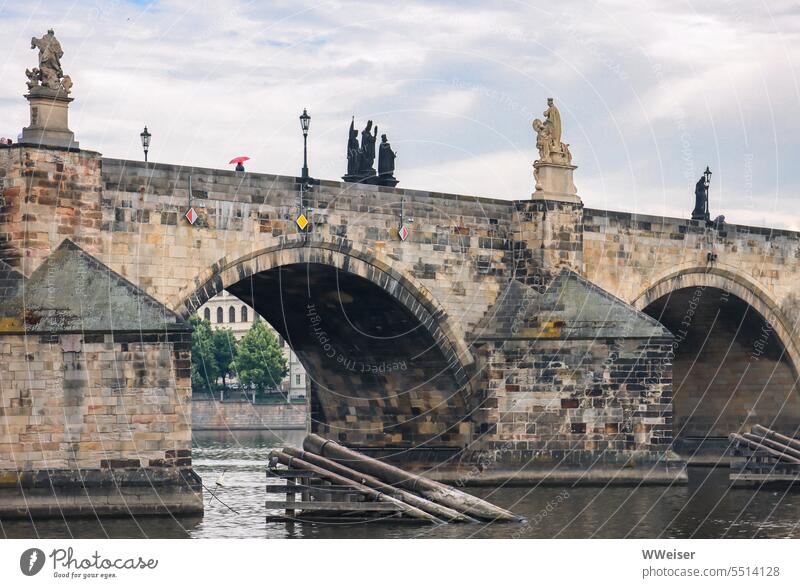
254,313,261,323
229,306,236,323
295,374,301,386
278,336,285,348
204,308,210,321
241,306,248,322
216,307,223,324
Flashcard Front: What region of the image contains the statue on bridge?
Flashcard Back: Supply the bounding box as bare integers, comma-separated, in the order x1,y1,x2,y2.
346,117,360,176
691,166,712,223
27,29,72,95
532,98,571,166
343,118,398,187
377,134,398,187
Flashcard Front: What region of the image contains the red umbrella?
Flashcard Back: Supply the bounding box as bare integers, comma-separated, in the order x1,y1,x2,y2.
229,156,250,165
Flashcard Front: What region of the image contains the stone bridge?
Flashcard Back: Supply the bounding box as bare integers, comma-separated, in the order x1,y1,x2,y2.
2,93,800,517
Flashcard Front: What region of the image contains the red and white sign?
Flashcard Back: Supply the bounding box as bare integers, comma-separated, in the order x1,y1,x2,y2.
398,225,409,241
185,207,198,225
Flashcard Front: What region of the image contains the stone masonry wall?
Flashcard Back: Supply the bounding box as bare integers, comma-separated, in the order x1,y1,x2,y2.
474,337,673,464
0,332,192,471
192,399,307,431
582,209,800,315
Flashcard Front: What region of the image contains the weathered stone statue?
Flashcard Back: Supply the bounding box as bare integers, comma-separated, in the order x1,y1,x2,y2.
359,120,378,174
28,29,71,94
532,119,551,162
343,118,396,185
377,134,398,187
378,134,396,175
346,117,360,176
22,28,78,148
531,98,577,201
692,176,710,222
532,98,571,165
543,97,562,146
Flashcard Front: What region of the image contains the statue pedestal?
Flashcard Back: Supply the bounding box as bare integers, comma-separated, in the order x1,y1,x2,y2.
532,161,579,203
21,87,78,149
343,171,378,185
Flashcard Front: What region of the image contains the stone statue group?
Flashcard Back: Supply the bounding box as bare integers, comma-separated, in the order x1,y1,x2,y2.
343,118,398,186
532,98,571,166
25,29,72,95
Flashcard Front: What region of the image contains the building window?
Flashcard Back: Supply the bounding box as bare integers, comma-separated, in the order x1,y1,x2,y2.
241,306,248,322
216,307,223,324
278,336,285,348
295,374,301,386
254,313,261,323
204,308,210,321
229,306,236,323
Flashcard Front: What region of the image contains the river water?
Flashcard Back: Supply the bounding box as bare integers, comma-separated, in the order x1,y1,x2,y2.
3,430,799,539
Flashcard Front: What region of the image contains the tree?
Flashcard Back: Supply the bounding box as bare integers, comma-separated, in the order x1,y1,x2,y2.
213,327,237,392
189,315,219,395
231,321,288,399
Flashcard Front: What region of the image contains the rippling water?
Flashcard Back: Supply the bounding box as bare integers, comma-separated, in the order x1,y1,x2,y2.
3,430,799,539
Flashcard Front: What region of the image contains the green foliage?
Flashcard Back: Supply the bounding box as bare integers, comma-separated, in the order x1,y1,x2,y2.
232,321,288,394
212,327,237,388
189,315,218,393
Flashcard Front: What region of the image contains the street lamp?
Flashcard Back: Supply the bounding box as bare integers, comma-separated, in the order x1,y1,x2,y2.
140,126,151,163
299,109,310,180
703,166,712,221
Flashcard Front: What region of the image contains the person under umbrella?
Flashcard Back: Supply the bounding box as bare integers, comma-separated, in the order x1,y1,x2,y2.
229,155,250,172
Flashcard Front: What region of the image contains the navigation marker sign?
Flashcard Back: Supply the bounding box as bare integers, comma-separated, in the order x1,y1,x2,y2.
296,213,309,231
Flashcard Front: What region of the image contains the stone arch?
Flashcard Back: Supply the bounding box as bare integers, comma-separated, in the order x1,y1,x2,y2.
633,265,800,374
173,236,476,446
633,265,800,450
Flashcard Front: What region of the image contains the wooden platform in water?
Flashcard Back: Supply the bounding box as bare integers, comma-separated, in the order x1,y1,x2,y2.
265,467,415,524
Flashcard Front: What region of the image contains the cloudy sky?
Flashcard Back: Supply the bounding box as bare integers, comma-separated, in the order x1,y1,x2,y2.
2,0,799,228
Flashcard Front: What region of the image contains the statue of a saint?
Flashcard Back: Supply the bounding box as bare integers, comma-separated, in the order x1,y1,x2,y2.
359,120,378,173
543,97,561,146
691,176,709,221
532,119,552,163
27,29,71,93
346,117,360,175
378,134,396,176
533,98,573,165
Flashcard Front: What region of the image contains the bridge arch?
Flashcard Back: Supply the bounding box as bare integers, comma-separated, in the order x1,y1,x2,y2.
633,265,800,452
173,235,476,447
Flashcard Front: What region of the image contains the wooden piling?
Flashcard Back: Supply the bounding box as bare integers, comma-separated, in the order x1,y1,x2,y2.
283,446,474,523
303,433,521,522
269,450,443,523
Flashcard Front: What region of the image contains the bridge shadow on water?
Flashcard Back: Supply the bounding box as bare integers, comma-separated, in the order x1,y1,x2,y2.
3,430,799,539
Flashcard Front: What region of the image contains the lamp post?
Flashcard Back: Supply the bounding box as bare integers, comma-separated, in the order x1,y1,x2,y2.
703,166,712,221
299,109,310,180
140,126,151,163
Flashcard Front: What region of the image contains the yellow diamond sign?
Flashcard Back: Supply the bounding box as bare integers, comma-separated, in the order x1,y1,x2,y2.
296,213,309,230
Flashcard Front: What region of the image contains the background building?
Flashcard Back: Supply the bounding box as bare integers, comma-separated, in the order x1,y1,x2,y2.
198,290,307,399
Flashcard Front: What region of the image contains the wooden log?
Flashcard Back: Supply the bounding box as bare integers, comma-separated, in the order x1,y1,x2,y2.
751,425,800,453
728,433,800,465
742,432,800,461
269,450,442,523
283,447,474,523
303,434,521,522
265,501,401,512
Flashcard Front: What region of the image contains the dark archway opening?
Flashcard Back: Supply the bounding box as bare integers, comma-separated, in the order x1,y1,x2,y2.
226,263,470,449
643,286,800,455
